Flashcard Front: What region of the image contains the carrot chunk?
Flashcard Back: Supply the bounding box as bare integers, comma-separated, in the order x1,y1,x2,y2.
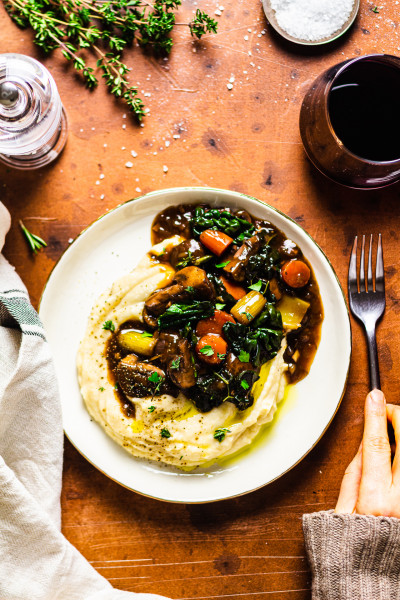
281,260,311,288
199,229,233,256
195,334,228,365
196,310,235,337
220,275,246,300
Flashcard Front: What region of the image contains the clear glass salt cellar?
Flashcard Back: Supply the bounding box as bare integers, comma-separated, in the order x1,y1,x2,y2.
0,53,68,170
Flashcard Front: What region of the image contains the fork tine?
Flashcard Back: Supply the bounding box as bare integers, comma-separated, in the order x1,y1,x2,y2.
375,233,384,293
367,234,373,292
359,235,366,292
348,236,358,295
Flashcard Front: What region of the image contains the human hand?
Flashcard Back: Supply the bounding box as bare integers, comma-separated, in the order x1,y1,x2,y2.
335,389,400,517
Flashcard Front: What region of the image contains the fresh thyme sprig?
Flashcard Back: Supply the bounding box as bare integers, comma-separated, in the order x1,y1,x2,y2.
4,0,218,119
19,220,47,254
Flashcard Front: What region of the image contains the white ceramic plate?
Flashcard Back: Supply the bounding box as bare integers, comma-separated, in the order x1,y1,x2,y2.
39,187,351,503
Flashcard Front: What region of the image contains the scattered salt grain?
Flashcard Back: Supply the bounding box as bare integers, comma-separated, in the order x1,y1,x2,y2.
136,187,141,192
68,238,73,244
163,165,168,173
99,173,105,180
131,150,138,158
215,9,222,15
244,35,249,40
100,194,105,200
270,0,355,42
165,140,170,147
173,134,180,139
125,161,133,168
219,5,224,10
95,180,100,185
227,83,233,90
122,124,126,129
229,75,235,83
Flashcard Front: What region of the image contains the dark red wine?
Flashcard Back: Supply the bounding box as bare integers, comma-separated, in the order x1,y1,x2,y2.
328,59,400,162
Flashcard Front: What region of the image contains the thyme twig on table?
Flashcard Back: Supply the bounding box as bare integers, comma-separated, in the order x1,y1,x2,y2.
19,220,47,254
3,0,218,119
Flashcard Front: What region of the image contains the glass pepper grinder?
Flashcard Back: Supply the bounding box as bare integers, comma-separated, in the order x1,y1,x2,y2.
0,53,68,170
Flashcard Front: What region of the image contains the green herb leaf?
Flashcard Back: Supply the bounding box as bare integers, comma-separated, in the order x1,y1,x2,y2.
213,427,230,442
240,380,250,390
148,405,156,412
170,357,181,370
215,260,230,268
98,386,105,392
161,427,171,438
158,300,214,330
199,345,214,356
19,220,47,255
372,6,379,12
217,353,226,360
215,303,226,310
148,372,162,384
141,331,153,338
249,280,263,292
238,350,250,363
102,320,115,332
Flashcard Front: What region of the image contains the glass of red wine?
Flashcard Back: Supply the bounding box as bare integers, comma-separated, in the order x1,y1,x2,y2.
299,54,400,189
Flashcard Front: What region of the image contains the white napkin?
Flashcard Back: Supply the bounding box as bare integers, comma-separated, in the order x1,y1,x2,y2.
0,203,167,600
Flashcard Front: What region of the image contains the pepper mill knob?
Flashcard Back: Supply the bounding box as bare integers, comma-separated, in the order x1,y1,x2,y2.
0,81,19,108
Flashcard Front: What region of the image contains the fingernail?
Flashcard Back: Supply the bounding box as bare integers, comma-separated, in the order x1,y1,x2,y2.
369,389,385,406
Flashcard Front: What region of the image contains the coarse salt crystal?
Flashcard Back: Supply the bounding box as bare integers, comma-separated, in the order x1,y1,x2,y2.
99,173,105,180
173,134,180,139
165,140,170,147
215,9,222,15
227,83,233,90
131,150,138,158
244,35,249,40
163,165,168,173
136,187,141,192
229,75,235,83
125,161,133,168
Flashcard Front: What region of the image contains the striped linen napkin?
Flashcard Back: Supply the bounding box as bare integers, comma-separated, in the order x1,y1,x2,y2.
0,202,166,600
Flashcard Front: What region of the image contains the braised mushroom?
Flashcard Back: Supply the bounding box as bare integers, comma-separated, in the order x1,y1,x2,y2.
223,232,264,282
174,266,215,299
169,239,206,269
117,356,165,398
167,339,197,389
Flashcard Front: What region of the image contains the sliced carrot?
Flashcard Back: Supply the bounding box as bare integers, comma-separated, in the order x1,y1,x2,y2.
281,260,310,289
220,275,247,301
199,229,233,256
196,310,235,337
195,334,228,365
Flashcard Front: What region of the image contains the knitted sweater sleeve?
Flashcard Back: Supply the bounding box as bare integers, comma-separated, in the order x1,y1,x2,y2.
302,510,400,600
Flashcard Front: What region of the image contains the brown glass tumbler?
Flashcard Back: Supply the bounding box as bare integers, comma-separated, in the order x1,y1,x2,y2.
299,54,400,189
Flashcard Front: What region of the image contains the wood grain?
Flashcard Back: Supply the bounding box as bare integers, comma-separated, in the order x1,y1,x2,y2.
2,0,400,597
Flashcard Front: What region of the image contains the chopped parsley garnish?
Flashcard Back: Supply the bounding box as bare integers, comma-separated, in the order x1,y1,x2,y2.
240,380,250,390
114,383,118,390
214,427,230,442
98,386,105,392
148,372,162,384
170,357,181,370
215,303,226,310
161,427,171,438
141,331,153,338
249,280,263,292
186,286,195,294
217,352,226,360
215,260,230,268
177,250,193,268
148,405,156,412
238,350,250,363
102,320,115,332
372,5,379,12
199,345,214,356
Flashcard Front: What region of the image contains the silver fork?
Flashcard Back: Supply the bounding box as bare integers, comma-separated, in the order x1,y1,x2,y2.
348,234,385,390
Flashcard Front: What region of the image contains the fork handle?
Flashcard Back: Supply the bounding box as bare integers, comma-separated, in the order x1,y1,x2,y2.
365,324,380,390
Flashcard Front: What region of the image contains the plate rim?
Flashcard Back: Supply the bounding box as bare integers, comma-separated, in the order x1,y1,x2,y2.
39,186,352,503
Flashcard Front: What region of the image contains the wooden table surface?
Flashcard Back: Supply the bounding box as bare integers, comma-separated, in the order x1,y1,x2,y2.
2,1,400,598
